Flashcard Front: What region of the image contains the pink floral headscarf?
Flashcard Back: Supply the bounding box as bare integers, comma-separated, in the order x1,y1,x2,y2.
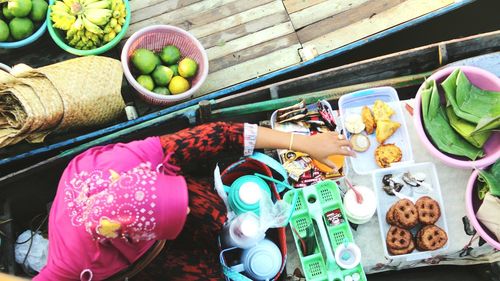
35,136,188,281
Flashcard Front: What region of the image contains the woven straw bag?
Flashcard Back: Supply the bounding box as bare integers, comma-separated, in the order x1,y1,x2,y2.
0,56,125,148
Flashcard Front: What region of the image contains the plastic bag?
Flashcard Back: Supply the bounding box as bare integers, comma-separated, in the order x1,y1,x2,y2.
259,193,293,230
15,230,49,272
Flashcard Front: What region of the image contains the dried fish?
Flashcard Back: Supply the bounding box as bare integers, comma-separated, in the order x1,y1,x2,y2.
278,113,308,123
276,100,305,116
277,107,308,122
382,174,404,196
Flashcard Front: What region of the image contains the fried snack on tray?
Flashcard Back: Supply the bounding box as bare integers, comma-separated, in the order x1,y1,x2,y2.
361,106,376,134
416,225,448,251
373,99,395,122
375,143,402,168
376,119,401,143
416,196,441,225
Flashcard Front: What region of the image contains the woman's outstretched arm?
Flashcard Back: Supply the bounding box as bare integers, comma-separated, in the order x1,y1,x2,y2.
159,122,353,170
255,126,354,168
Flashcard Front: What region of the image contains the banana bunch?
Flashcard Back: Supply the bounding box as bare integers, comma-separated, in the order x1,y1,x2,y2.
101,0,126,43
50,0,126,50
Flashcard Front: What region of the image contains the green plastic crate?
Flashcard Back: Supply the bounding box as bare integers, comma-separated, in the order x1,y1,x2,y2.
284,180,367,281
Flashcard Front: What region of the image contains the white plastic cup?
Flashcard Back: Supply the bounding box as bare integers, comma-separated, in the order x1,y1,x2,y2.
335,242,361,270
222,212,265,249
343,185,376,224
230,239,282,280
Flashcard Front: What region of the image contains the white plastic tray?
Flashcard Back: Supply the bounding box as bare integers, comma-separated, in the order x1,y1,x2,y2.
338,87,414,175
372,162,449,261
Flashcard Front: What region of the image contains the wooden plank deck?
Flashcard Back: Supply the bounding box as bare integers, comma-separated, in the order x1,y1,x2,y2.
127,0,460,96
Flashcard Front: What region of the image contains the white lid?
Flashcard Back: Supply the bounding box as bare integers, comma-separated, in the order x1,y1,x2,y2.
240,215,260,238
343,186,376,220
239,182,262,204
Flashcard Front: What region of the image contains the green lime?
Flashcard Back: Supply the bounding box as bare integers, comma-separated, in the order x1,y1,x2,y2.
151,65,173,86
2,6,14,20
8,0,32,18
168,76,190,95
131,48,158,74
178,57,198,78
9,17,34,40
29,0,48,22
0,19,9,41
160,45,181,65
155,53,162,66
136,75,155,91
169,64,179,76
153,87,170,95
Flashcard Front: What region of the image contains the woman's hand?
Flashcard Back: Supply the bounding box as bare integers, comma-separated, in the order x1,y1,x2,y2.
255,127,355,170
295,131,354,168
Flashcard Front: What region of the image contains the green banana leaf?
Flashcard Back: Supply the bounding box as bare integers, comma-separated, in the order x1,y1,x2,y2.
478,160,500,197
421,80,484,160
445,107,491,148
442,69,500,125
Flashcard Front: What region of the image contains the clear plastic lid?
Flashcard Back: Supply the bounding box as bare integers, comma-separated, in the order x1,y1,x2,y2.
338,87,414,175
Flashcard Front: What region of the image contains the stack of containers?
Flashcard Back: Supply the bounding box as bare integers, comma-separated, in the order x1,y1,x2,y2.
338,87,449,261
218,155,289,281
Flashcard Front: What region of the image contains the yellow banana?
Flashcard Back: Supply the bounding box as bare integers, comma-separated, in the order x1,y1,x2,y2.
82,16,103,34
85,8,112,25
51,12,76,30
52,1,71,13
108,18,117,28
84,0,110,9
71,16,84,30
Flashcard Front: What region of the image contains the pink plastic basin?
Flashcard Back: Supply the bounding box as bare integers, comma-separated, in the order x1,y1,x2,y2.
413,66,500,169
465,169,500,250
121,25,209,105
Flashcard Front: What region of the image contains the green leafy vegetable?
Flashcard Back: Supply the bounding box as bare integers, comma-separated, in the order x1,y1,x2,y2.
478,160,500,198
445,107,491,148
442,69,500,127
421,80,484,160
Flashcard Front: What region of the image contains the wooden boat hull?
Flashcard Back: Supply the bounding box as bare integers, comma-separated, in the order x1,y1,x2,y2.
0,31,499,177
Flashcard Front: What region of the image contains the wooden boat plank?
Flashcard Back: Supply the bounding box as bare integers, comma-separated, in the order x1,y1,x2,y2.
209,33,300,73
302,0,455,55
188,1,286,39
289,0,369,30
196,44,302,96
130,0,203,23
126,0,467,98
297,0,406,43
126,0,239,37
206,22,295,60
283,0,328,14
199,11,290,49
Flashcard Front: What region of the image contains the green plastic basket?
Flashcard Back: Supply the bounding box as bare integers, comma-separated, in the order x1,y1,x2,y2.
46,0,131,56
284,180,367,281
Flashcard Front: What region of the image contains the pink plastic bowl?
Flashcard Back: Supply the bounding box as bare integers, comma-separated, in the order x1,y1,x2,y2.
465,169,500,250
121,25,209,105
413,66,500,169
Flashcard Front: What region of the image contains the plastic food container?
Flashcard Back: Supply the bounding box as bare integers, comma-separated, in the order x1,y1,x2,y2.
121,25,209,105
465,169,500,250
47,0,131,56
338,87,414,175
413,66,500,169
283,180,367,281
0,20,47,49
372,162,449,260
